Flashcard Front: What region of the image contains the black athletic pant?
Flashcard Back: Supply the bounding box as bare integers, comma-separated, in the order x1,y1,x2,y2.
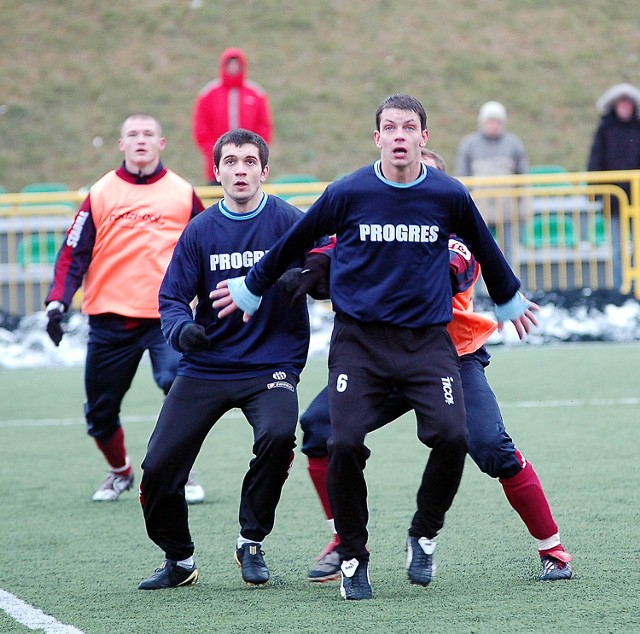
85,314,180,444
327,314,468,563
141,372,299,561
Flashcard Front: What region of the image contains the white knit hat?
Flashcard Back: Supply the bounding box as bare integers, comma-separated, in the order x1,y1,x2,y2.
478,101,507,126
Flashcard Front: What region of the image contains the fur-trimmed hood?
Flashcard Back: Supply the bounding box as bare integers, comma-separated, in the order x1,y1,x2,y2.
596,83,640,118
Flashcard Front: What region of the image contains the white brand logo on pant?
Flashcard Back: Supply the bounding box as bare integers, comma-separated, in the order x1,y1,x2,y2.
336,373,348,393
273,371,287,380
267,381,294,392
441,376,455,405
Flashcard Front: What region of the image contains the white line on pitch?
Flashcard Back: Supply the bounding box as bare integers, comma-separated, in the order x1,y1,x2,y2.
0,588,85,634
2,398,640,429
499,397,640,408
0,411,245,428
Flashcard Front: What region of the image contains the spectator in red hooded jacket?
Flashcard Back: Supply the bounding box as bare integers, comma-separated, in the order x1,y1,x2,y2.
192,48,274,184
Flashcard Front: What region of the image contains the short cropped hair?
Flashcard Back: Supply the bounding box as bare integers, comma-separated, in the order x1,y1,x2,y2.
213,129,269,169
121,113,162,137
375,94,428,132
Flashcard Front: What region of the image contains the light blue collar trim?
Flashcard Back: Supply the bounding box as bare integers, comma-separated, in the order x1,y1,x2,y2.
374,160,427,188
219,192,268,220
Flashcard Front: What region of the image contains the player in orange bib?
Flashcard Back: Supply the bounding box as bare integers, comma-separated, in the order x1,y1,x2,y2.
45,113,205,503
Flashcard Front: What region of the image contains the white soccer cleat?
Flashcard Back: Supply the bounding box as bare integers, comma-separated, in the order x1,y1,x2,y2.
92,471,134,501
185,472,205,504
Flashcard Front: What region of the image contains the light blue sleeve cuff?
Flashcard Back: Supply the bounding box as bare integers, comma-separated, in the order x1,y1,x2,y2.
495,291,529,322
228,276,262,315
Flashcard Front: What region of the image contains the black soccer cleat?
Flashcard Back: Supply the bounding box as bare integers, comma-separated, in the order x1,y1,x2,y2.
138,559,198,590
406,535,436,586
234,542,270,585
340,558,373,600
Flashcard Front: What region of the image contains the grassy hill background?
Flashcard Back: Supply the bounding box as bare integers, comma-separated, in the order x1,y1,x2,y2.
1,0,639,192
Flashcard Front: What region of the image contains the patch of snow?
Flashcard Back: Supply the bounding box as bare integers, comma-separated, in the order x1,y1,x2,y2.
2,291,639,369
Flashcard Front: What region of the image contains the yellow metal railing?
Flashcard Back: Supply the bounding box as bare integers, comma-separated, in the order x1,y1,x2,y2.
458,170,640,297
1,172,639,316
0,183,330,315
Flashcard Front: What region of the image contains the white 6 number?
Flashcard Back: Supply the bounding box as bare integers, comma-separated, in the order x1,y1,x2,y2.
336,373,348,393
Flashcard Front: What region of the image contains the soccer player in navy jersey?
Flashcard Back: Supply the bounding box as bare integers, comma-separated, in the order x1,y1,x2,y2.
290,150,571,586
211,95,537,600
138,129,315,590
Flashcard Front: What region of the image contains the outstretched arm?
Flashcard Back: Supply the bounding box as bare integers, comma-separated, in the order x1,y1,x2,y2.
211,247,331,319
211,190,336,320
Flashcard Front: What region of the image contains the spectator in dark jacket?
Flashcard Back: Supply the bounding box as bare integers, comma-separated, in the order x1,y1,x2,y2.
587,82,640,289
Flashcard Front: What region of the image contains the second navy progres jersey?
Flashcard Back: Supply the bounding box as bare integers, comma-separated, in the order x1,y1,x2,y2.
159,194,311,379
246,161,521,328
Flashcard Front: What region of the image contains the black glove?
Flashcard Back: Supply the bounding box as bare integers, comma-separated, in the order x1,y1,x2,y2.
46,303,65,346
277,253,331,304
178,322,212,352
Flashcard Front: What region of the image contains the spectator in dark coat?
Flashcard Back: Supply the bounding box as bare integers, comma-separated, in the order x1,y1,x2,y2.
587,82,640,289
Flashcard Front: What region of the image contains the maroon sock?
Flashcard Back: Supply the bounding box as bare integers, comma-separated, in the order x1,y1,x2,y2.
308,456,333,521
95,427,131,476
539,545,571,561
499,461,558,541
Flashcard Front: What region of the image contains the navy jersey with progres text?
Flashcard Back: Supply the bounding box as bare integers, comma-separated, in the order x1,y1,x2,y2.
160,194,311,379
246,162,520,328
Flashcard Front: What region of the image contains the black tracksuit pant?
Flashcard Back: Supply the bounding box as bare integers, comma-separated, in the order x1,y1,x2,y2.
141,372,298,561
326,313,468,563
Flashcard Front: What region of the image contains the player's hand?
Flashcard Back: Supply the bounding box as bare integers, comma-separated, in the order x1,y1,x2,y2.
178,322,212,352
497,297,539,340
45,302,66,346
210,280,251,323
277,253,331,304
277,267,304,303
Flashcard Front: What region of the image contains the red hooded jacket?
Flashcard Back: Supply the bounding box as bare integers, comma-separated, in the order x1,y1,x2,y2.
192,48,273,182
